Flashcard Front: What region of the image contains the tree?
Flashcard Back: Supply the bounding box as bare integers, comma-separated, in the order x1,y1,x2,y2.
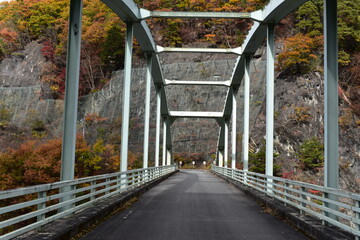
277,33,322,74
296,0,322,37
249,145,281,176
338,0,360,55
0,136,119,190
0,21,20,59
297,137,324,171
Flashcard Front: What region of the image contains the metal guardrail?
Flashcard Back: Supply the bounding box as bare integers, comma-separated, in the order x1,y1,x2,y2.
212,166,360,239
0,165,176,240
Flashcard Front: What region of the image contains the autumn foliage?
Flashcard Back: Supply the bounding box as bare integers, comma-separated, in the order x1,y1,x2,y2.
0,136,119,190
277,34,322,74
0,0,125,97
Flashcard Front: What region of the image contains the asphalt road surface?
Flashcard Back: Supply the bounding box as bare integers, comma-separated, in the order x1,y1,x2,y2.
82,170,308,240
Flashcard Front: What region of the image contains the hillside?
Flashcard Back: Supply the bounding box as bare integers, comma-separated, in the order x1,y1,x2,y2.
0,0,359,192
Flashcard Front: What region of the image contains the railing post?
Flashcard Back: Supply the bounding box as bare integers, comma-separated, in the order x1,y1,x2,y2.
37,191,46,222
284,182,290,206
155,87,161,167
324,0,339,221
91,181,96,201
106,178,110,195
60,0,83,211
355,200,360,240
300,186,307,215
266,23,275,194
231,88,237,169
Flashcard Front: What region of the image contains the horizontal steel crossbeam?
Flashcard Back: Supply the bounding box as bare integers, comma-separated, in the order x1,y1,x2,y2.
156,46,242,55
165,79,231,87
150,11,250,19
169,111,223,119
140,9,264,21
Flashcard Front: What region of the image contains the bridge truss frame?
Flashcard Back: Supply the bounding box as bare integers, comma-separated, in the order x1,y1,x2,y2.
61,0,341,232
1,0,355,239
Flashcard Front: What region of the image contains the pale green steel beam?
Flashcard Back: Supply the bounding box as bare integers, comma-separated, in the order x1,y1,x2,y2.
324,0,339,221
139,9,264,21
120,22,134,172
266,23,275,193
143,53,152,169
164,80,231,87
156,46,242,55
61,0,83,182
242,56,251,173
224,119,229,168
60,0,83,211
162,117,167,166
169,111,223,119
147,11,250,19
155,88,161,167
231,88,237,169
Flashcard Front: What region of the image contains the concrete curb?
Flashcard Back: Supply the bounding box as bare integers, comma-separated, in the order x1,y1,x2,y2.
17,170,179,240
212,171,354,240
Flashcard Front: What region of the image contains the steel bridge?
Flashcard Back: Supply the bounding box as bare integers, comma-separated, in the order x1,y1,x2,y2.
0,0,359,239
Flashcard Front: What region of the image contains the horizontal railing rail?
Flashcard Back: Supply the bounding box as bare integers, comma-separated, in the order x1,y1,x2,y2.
212,166,360,239
0,165,176,240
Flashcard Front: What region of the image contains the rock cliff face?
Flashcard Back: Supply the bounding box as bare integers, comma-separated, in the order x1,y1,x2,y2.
0,42,359,192
250,71,360,192
0,42,45,87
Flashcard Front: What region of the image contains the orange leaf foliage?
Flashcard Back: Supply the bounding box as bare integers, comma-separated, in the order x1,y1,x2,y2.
0,136,120,190
277,33,323,74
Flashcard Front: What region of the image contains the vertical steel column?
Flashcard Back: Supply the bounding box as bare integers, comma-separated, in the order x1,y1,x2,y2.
59,0,83,211
231,89,237,169
143,54,152,169
60,0,83,182
155,88,161,167
120,22,134,172
324,0,339,220
243,56,251,173
224,119,229,168
266,24,275,193
162,117,167,166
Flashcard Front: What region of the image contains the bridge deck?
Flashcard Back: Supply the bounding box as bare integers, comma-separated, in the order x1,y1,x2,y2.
82,170,308,240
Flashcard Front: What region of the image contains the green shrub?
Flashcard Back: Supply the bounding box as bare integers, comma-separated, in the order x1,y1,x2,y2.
0,104,12,129
249,145,281,176
297,137,324,171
